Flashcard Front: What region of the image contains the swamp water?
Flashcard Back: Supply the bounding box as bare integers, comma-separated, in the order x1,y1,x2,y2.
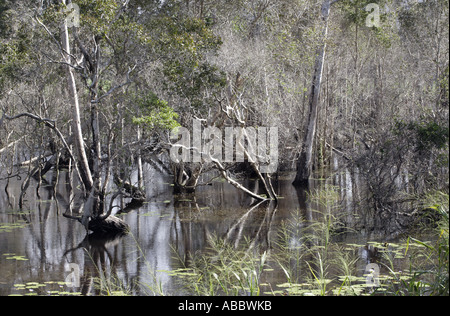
0,163,438,296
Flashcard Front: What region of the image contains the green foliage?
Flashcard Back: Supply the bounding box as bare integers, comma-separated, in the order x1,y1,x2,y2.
339,0,387,26
76,0,151,47
394,118,449,153
77,0,118,35
0,0,8,36
388,192,449,296
152,14,226,109
415,121,449,152
338,0,396,47
0,14,33,90
132,92,180,130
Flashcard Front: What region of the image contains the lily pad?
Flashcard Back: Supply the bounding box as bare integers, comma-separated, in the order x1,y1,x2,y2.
6,255,28,261
12,280,83,296
14,284,26,288
346,243,365,248
337,275,367,283
140,212,157,217
276,282,310,288
367,241,389,248
0,221,29,233
264,290,284,295
26,282,46,288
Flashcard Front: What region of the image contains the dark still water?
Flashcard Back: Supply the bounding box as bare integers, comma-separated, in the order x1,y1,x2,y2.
0,163,432,296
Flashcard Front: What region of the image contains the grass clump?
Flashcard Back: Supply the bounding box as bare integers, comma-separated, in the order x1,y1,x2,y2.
170,234,268,296
382,191,449,296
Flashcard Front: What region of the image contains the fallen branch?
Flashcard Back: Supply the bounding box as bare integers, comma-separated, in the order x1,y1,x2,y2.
325,142,351,161
211,156,268,201
170,141,268,201
1,111,75,161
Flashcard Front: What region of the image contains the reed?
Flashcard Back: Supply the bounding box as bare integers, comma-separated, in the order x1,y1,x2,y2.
171,234,268,296
382,191,449,296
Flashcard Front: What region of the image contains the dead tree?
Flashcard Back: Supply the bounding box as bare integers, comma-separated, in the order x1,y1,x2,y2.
293,0,339,186
30,1,140,234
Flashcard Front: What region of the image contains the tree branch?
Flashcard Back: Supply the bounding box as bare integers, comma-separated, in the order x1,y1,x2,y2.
90,65,136,104
35,16,78,64
1,110,84,184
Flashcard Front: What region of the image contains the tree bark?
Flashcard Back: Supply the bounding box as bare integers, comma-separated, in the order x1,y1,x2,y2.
61,0,93,192
293,0,332,186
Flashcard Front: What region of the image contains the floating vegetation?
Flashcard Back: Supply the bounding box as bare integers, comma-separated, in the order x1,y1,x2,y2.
9,281,81,296
3,253,28,261
139,211,157,217
35,200,55,203
0,221,29,233
6,209,35,216
139,210,170,219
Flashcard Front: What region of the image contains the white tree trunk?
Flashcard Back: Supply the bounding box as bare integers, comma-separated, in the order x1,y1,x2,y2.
61,0,93,191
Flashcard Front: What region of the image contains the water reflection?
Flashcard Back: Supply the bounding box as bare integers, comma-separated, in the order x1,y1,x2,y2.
0,162,418,296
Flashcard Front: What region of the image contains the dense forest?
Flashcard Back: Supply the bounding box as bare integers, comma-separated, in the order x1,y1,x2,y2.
0,0,448,296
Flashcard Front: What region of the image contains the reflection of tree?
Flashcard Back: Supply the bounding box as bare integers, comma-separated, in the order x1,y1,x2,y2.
171,192,278,266
225,200,278,252
64,232,125,296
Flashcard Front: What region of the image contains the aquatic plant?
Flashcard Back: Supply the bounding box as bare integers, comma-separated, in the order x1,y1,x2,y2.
382,191,449,296
9,281,81,296
169,234,268,296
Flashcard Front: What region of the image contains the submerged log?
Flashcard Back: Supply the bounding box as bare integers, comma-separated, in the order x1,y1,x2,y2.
87,215,130,235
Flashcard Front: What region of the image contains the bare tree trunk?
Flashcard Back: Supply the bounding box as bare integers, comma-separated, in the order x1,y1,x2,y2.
89,76,103,218
136,125,144,189
293,0,332,186
60,0,93,192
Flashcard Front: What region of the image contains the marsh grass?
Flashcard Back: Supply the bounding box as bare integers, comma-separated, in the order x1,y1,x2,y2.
169,234,268,296
269,186,449,296
93,273,131,296
271,184,361,296
380,191,449,296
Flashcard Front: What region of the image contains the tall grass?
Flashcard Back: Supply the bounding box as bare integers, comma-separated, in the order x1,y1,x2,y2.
382,191,449,296
272,184,355,296
271,187,449,296
170,235,268,296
